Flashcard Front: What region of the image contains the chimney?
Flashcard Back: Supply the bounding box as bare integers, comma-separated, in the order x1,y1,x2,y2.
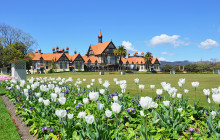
74,49,77,54
38,48,41,53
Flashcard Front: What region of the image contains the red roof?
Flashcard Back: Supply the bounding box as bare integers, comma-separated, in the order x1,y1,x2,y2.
121,57,161,65
98,31,102,37
82,56,101,64
90,41,111,55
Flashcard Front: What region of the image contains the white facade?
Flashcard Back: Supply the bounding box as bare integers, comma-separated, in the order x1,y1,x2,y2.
11,60,27,81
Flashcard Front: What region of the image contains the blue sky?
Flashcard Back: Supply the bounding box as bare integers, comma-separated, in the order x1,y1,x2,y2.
1,0,220,62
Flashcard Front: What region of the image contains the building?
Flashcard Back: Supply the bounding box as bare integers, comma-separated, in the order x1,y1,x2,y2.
28,32,161,73
83,32,161,71
83,32,118,71
28,47,84,74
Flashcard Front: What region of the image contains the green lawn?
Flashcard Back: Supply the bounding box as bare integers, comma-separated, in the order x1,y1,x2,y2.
0,88,7,95
27,72,220,106
0,97,21,140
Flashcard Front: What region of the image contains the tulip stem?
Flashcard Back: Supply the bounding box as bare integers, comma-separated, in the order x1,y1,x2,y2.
146,117,148,139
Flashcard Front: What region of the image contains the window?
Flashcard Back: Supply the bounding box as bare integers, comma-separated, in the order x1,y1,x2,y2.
75,62,78,69
88,60,91,66
60,62,63,69
79,62,82,69
46,66,48,69
64,62,67,69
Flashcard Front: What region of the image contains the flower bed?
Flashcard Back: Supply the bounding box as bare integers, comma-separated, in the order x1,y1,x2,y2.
0,77,220,139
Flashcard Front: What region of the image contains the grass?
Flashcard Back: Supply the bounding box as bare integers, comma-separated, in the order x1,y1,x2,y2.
0,97,21,140
27,72,220,106
0,88,7,95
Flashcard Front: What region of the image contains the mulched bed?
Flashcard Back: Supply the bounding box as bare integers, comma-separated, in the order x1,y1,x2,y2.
1,95,37,140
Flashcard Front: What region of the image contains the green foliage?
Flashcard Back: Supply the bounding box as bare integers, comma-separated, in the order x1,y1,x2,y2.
184,64,198,72
114,45,127,70
160,64,172,72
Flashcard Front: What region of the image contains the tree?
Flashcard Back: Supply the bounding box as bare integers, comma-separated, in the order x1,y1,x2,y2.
114,45,127,71
0,23,37,53
0,42,3,68
160,64,172,72
184,64,198,72
144,52,153,71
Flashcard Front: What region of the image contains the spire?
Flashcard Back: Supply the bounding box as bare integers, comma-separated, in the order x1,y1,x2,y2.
98,31,102,43
98,31,102,37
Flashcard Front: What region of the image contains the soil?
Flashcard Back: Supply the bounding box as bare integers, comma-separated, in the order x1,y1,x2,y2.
1,95,37,140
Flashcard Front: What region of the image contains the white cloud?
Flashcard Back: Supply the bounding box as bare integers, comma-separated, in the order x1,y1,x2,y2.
158,57,167,61
161,52,174,56
198,39,218,50
149,34,188,47
122,41,139,54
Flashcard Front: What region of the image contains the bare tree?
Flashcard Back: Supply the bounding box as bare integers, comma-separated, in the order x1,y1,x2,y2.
0,23,37,53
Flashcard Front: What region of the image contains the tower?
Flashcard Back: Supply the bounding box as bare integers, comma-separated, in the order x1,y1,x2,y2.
98,31,102,43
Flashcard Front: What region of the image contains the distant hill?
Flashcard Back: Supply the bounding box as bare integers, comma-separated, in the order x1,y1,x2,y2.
160,60,213,66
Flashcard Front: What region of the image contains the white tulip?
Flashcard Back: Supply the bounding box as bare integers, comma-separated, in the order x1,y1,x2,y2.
203,89,210,96
103,80,110,88
85,115,94,124
150,85,155,89
113,96,118,102
177,108,183,113
55,109,67,118
111,103,122,114
35,92,41,97
55,87,61,94
83,78,86,81
99,89,105,95
151,102,158,108
83,98,89,104
156,89,163,95
212,93,220,104
134,78,139,84
78,112,86,118
87,85,91,89
177,93,182,98
163,101,170,107
89,91,99,101
67,114,73,119
59,93,64,98
184,89,189,94
24,89,28,94
51,93,57,101
192,82,199,88
91,79,95,83
140,110,146,117
139,84,145,90
178,82,182,87
43,99,50,106
97,103,104,110
105,110,112,117
140,96,153,110
38,97,43,103
211,111,216,119
179,78,185,84
58,97,66,105
208,98,211,103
